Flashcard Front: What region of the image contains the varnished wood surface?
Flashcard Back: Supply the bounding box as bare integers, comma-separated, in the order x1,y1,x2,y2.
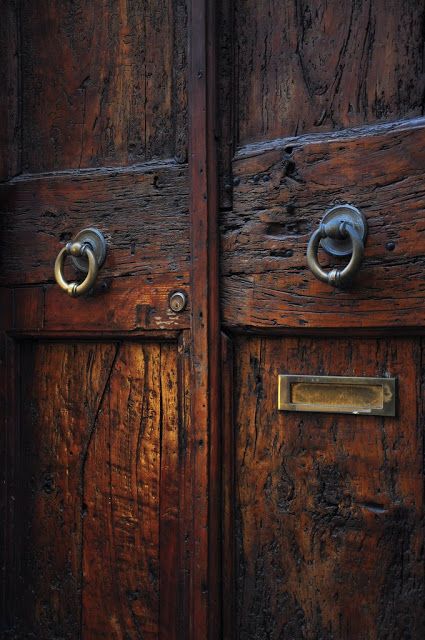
231,335,424,639
222,120,425,329
235,0,425,146
19,0,187,172
5,341,182,639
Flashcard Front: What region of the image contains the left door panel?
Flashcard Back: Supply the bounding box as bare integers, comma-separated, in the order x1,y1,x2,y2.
5,340,181,639
1,2,190,638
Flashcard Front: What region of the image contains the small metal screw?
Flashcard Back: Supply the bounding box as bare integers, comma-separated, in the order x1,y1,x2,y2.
169,291,187,313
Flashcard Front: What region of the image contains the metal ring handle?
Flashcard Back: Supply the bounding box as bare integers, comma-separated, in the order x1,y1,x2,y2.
54,241,99,297
307,221,364,287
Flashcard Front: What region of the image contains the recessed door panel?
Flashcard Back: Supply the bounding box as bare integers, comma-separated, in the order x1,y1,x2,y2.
7,341,180,639
232,336,424,638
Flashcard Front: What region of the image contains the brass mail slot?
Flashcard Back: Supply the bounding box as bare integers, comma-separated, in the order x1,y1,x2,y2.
278,375,396,416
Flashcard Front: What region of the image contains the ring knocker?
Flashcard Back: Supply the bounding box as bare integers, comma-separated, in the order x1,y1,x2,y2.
54,228,107,297
307,205,367,288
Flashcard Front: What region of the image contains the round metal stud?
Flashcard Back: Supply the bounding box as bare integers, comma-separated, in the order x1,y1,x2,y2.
169,291,187,313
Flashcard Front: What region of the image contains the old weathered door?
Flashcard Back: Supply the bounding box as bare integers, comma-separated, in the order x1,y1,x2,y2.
3,2,425,639
219,2,425,638
1,1,219,638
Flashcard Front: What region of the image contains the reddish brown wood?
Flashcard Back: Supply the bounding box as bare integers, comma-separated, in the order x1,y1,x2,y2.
188,0,221,637
1,2,195,639
221,333,235,640
219,3,425,639
232,335,424,639
0,0,19,179
222,120,425,329
235,0,425,146
0,336,18,632
0,163,189,286
3,341,187,639
20,0,187,172
159,344,181,640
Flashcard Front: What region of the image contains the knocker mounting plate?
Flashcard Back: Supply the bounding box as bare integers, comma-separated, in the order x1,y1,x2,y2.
70,227,107,273
320,204,367,257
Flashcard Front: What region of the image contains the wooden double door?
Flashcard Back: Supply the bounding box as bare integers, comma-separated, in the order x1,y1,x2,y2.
1,2,425,638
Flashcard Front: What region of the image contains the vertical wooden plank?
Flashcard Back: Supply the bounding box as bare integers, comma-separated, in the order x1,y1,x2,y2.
159,343,180,640
188,0,221,635
82,343,162,639
0,335,18,633
15,342,117,638
0,0,19,179
221,333,235,640
176,330,193,637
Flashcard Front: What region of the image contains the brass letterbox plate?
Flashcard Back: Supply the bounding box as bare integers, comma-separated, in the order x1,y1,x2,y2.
278,375,396,416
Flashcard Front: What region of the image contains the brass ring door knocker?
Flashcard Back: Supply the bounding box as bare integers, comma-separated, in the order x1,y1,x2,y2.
307,204,367,288
54,228,107,297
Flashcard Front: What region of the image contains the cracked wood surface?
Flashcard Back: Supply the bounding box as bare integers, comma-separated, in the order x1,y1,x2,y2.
1,2,194,639
18,0,187,172
235,0,425,146
0,162,189,286
0,162,190,332
221,3,425,639
6,341,181,639
222,121,425,329
232,335,424,639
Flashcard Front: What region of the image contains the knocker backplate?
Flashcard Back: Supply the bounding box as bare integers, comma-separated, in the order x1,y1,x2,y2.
320,204,367,257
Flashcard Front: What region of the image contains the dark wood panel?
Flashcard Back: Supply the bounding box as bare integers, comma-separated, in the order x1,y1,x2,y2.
20,0,187,172
5,275,189,333
12,342,118,638
235,0,425,146
233,335,424,639
188,0,222,635
0,162,189,286
5,340,182,639
222,120,425,329
0,0,19,180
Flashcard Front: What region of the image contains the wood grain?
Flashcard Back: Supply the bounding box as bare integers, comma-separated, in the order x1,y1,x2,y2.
5,340,182,639
235,0,425,146
222,120,425,329
0,0,19,180
20,0,187,172
188,0,221,636
232,335,424,639
0,162,189,286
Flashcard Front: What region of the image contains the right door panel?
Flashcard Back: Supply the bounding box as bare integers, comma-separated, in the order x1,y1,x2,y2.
232,336,423,639
219,3,425,636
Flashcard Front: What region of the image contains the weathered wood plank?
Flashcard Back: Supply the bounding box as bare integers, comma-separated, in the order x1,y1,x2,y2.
222,121,425,328
15,342,118,638
2,274,189,333
20,0,187,172
233,335,424,639
82,343,162,638
188,0,221,636
159,343,181,639
235,0,425,145
0,162,189,286
0,0,19,180
6,341,182,638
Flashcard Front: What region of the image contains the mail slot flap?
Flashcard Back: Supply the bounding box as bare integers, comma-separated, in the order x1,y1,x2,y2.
278,375,396,416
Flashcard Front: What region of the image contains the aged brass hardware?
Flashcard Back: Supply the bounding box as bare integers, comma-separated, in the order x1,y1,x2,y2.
307,204,367,287
54,228,107,297
169,290,187,312
278,375,396,416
